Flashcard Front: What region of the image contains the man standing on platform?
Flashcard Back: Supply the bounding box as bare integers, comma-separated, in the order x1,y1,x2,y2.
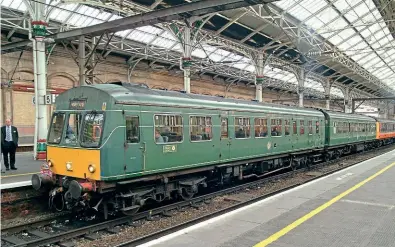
1,119,18,170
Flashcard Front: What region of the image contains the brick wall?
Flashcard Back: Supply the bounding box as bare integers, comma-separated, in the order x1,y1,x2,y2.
1,45,333,145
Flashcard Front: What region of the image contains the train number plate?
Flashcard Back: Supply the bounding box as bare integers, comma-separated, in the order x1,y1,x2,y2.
163,145,177,153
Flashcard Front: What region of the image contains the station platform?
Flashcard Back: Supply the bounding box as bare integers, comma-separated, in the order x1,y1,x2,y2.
141,149,395,247
0,152,43,190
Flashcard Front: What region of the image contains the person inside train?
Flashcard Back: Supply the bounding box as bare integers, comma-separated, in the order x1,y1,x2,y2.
155,129,164,143
272,127,278,136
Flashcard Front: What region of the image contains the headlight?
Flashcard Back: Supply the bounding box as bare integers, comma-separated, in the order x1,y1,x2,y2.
88,164,96,173
66,162,73,171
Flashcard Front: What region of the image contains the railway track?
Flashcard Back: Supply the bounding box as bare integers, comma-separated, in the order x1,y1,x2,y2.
2,144,394,247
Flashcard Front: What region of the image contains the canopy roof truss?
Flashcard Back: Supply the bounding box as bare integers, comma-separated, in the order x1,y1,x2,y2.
1,0,394,108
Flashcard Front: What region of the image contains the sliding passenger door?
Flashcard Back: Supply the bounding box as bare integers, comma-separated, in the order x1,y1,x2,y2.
219,113,231,161
124,113,144,174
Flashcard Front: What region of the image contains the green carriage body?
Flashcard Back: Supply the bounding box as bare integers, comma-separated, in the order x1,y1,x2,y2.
54,83,327,181
321,110,376,147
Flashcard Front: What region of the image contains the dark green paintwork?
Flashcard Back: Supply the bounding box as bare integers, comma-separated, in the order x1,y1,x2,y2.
51,83,375,181
322,111,376,147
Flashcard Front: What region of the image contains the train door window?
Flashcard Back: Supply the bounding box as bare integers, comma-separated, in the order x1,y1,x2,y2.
190,116,212,141
235,117,250,138
293,121,297,135
254,118,268,138
221,118,228,139
349,123,351,133
300,120,305,135
271,119,282,137
154,115,183,143
333,122,337,134
308,120,313,135
315,121,319,134
126,116,139,143
65,113,81,145
285,120,290,136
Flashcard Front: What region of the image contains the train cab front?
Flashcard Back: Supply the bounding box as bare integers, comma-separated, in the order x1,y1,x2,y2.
31,111,104,213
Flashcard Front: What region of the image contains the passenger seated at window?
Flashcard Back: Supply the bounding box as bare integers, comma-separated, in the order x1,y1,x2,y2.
155,129,164,143
272,127,278,136
236,128,245,138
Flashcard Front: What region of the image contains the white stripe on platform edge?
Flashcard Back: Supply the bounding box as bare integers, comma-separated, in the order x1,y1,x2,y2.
0,181,32,190
135,149,395,247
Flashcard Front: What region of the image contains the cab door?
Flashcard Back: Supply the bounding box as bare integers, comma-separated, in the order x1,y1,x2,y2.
219,114,231,160
124,114,144,174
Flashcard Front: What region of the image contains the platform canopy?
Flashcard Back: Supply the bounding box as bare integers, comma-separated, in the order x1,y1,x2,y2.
1,0,394,104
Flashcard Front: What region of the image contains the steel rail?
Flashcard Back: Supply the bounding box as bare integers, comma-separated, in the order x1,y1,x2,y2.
3,143,394,246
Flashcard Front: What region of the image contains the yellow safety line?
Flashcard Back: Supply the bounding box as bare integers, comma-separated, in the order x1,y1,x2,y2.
1,172,38,178
254,161,395,247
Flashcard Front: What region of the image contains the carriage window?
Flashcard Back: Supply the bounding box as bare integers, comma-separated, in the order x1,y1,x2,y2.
126,116,139,143
221,118,228,139
285,120,290,136
154,115,183,143
333,122,337,134
271,119,282,136
190,116,212,141
300,120,305,135
308,120,313,135
235,117,250,138
81,113,104,147
293,121,297,135
316,121,319,134
48,113,65,144
254,118,268,138
65,113,81,145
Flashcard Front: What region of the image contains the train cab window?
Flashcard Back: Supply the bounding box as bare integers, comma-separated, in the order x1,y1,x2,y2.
300,120,305,135
190,116,212,141
126,116,139,143
154,115,183,143
48,113,66,144
284,120,290,136
271,119,282,137
254,118,268,138
333,122,337,134
293,121,297,135
221,118,228,139
65,113,81,145
308,120,313,135
81,113,104,147
316,121,319,134
235,117,250,139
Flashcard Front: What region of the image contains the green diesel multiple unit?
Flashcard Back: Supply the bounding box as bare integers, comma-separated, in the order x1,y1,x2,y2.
31,82,385,217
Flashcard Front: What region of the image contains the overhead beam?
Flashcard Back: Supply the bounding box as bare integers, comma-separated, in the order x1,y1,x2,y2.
1,0,278,53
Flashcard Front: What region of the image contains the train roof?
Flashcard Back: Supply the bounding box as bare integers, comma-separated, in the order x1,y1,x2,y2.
73,82,324,116
319,109,376,122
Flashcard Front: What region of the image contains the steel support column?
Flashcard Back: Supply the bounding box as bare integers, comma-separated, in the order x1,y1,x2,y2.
253,52,266,102
344,87,352,113
79,35,86,86
297,69,305,107
32,0,48,159
181,26,191,93
324,79,331,110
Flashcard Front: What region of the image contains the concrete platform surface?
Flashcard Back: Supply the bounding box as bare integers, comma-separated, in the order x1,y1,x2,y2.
139,149,395,247
0,152,43,189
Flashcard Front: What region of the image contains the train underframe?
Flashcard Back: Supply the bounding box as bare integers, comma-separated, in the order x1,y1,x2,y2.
32,138,394,219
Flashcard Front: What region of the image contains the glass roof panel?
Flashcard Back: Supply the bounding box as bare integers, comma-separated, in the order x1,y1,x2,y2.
315,6,338,24
192,49,207,59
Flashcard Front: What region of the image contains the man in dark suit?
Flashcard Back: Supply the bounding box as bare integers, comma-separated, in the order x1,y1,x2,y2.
1,119,18,170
